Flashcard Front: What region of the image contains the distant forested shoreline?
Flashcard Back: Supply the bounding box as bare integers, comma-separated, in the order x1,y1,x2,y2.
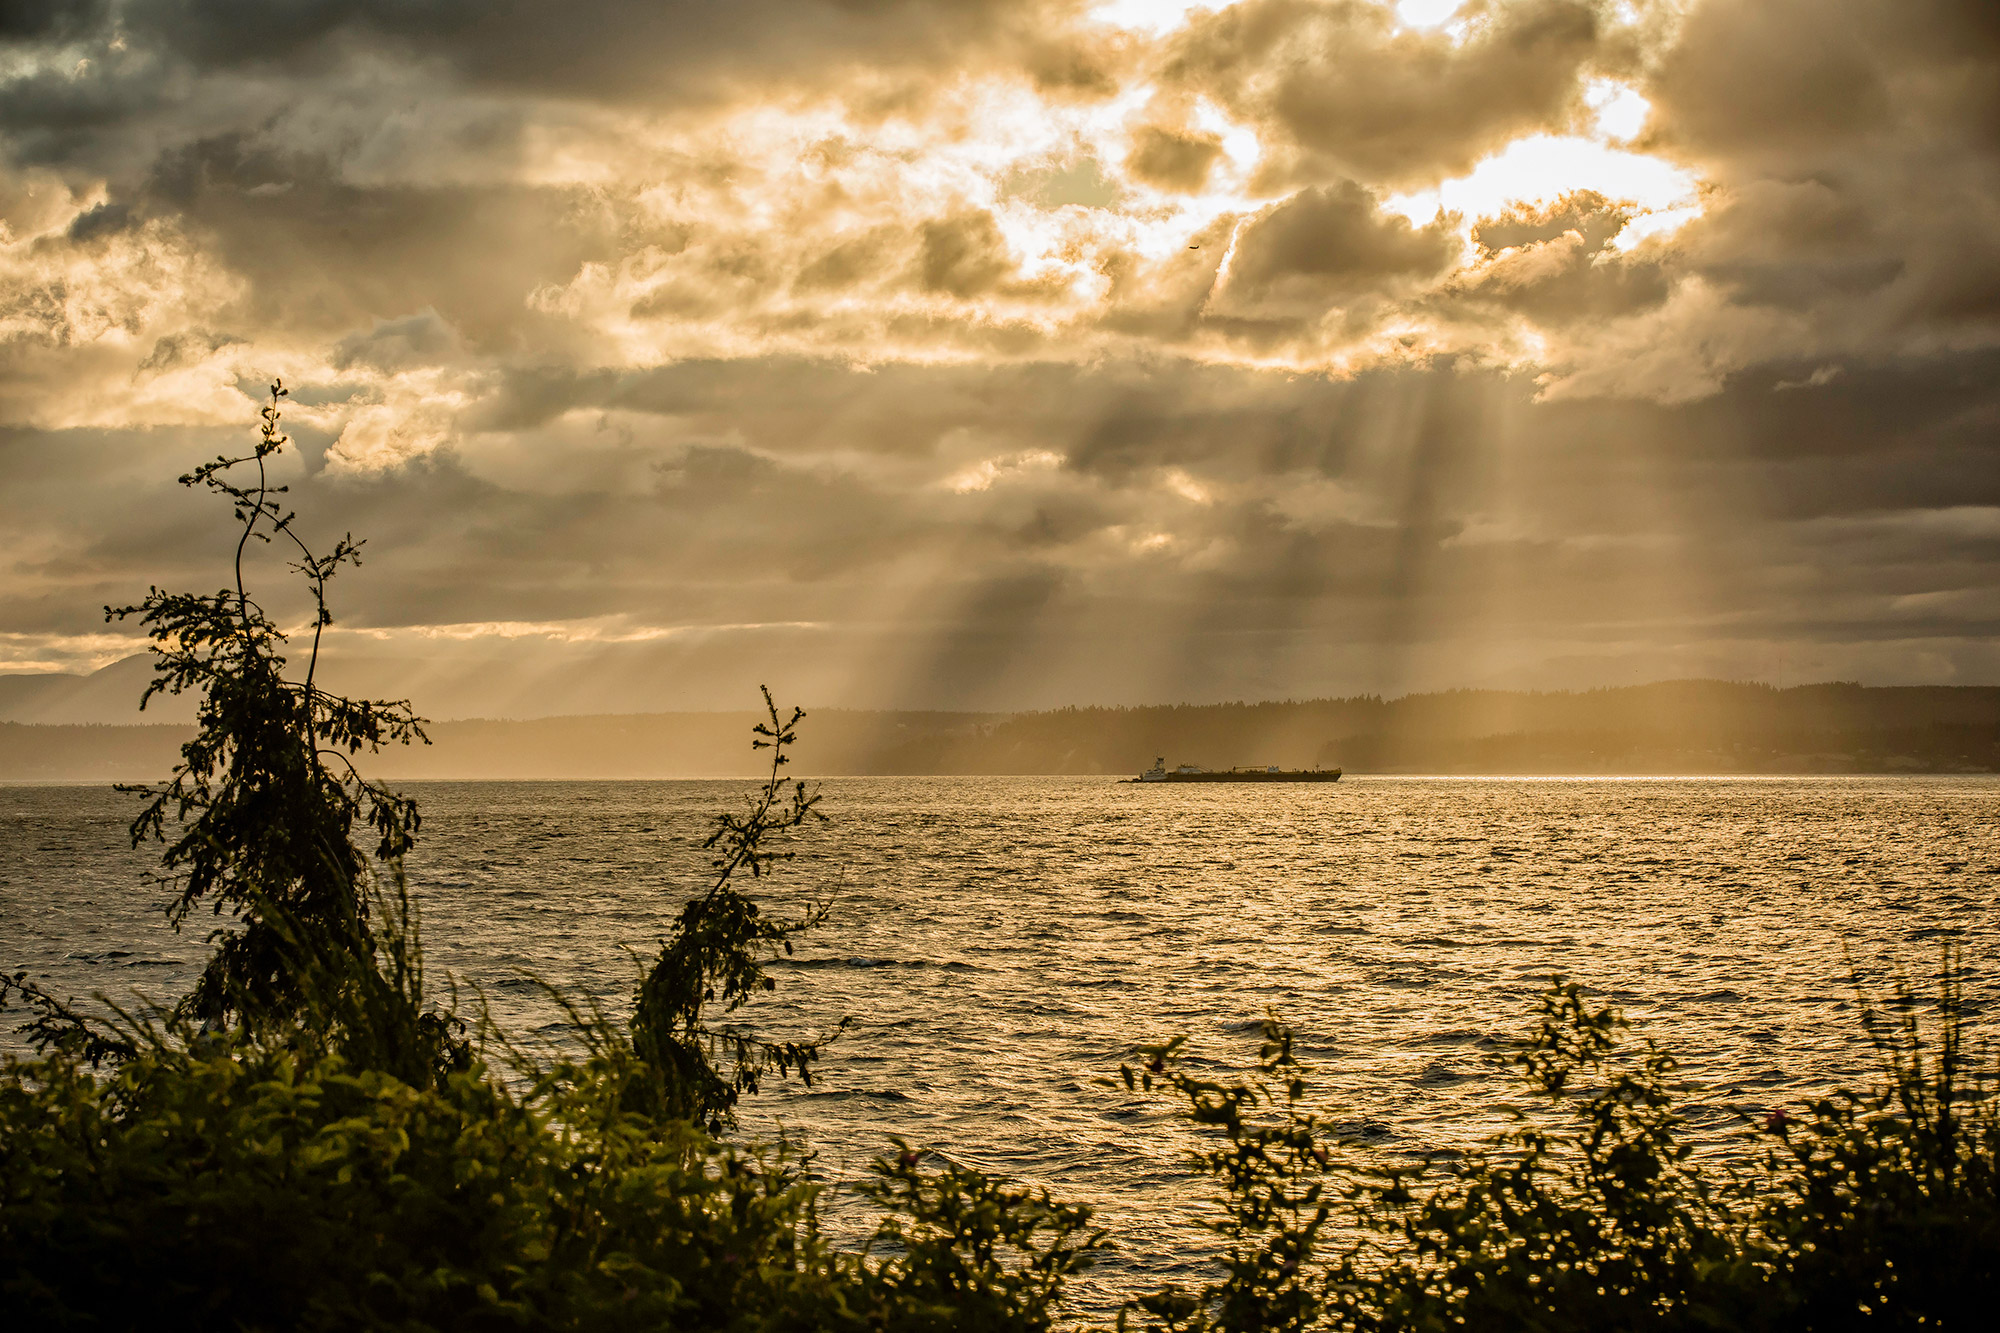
5,679,1996,780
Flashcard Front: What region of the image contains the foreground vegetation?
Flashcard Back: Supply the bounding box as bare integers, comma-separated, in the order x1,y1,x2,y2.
4,389,1997,1329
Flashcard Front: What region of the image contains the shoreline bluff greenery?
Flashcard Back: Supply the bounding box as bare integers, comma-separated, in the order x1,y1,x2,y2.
4,388,1998,1330
7,681,1999,782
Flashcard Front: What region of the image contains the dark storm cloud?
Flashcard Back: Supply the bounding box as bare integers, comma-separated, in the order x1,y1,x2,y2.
1668,350,2000,482
333,311,466,374
1471,191,1627,255
10,0,1087,110
141,136,612,344
0,0,107,42
1446,192,1671,323
918,211,1016,297
1644,0,2000,159
1226,180,1459,297
0,44,173,162
1452,240,1669,324
1161,0,1607,187
1124,125,1225,192
793,226,905,293
1651,5,1890,155
1628,0,2000,360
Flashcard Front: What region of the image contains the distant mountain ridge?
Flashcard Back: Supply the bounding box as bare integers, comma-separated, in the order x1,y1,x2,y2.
0,656,193,726
3,678,1995,780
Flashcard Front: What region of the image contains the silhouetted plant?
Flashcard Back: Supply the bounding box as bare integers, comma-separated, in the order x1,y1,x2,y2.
1117,1021,1340,1333
628,686,848,1130
852,1136,1107,1331
1122,964,1999,1333
1317,982,1751,1333
104,379,429,1033
1755,958,2000,1329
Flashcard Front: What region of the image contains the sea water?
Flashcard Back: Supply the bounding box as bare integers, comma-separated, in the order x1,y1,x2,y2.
4,775,1997,1312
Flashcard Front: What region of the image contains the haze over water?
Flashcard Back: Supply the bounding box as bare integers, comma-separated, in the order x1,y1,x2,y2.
6,774,1997,1312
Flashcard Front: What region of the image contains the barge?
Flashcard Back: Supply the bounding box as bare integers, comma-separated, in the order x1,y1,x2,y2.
1129,757,1341,783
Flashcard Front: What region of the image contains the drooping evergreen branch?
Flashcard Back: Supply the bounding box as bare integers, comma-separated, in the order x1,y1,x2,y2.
103,380,431,1032
630,685,848,1130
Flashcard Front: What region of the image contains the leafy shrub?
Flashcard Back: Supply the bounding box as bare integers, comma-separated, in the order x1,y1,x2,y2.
1755,964,2000,1329
1121,966,1999,1333
854,1137,1103,1332
0,1015,1108,1330
627,688,847,1133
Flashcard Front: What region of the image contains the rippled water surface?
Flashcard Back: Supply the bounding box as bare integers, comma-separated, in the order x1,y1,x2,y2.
5,775,1998,1311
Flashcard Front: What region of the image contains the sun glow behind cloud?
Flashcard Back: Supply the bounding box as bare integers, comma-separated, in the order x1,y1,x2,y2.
1383,78,1702,266
1385,133,1697,226
1393,0,1464,30
1090,0,1222,34
1585,78,1651,143
943,449,1066,493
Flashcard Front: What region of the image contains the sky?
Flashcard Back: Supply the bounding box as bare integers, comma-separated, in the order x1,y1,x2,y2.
1,0,1997,716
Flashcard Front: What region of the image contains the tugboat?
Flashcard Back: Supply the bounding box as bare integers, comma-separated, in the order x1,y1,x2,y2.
1129,757,1341,783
